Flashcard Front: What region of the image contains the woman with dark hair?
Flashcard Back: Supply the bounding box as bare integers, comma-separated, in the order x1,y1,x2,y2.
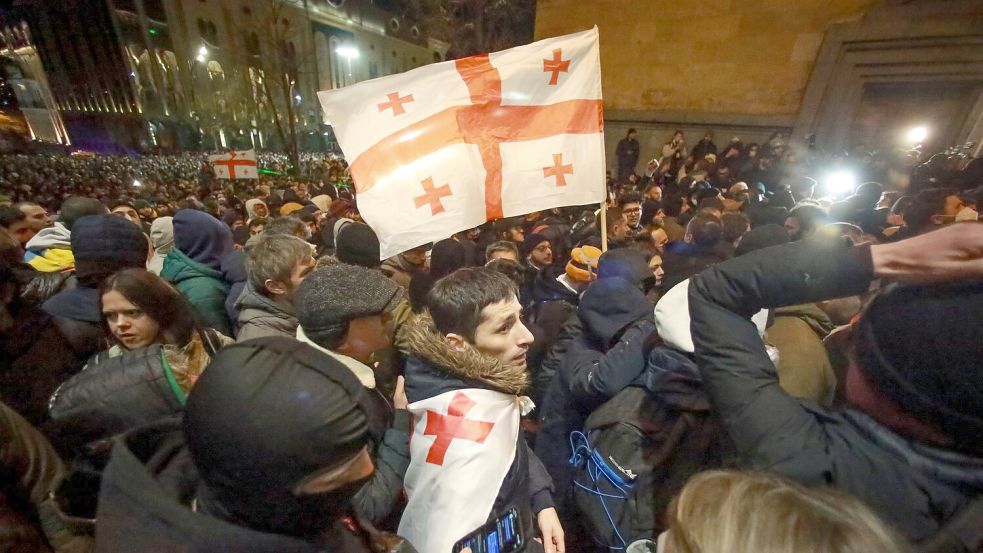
48,269,233,448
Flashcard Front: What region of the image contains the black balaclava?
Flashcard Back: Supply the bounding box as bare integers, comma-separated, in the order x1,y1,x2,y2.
183,337,370,539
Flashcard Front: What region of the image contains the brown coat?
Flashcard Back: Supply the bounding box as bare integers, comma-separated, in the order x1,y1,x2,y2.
767,303,837,405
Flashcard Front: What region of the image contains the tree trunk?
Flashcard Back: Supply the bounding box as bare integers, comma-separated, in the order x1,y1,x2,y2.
280,72,300,173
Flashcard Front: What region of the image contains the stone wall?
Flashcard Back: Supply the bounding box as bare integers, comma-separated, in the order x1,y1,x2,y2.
536,0,983,171
535,0,877,121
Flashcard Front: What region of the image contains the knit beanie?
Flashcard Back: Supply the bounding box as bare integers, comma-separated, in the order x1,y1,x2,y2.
222,208,244,227
597,248,650,289
430,239,466,280
856,280,983,456
296,264,404,349
566,245,602,283
70,214,148,287
522,232,549,257
311,195,332,213
335,222,381,268
280,202,304,216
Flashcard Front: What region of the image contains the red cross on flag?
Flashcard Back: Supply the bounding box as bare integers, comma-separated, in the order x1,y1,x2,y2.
318,27,605,259
399,388,526,553
208,149,258,180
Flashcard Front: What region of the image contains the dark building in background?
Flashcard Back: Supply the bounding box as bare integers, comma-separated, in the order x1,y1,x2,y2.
0,0,448,153
20,0,165,152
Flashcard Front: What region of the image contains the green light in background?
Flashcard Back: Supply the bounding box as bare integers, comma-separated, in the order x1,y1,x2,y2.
148,27,158,36
258,167,284,176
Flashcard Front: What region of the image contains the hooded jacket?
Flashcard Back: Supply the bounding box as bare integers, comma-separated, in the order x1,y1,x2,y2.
24,222,75,272
535,278,656,520
161,250,232,337
234,283,299,341
401,315,554,532
244,199,269,222
163,210,234,336
148,216,174,275
95,420,379,553
688,238,983,545
97,339,416,552
222,248,248,329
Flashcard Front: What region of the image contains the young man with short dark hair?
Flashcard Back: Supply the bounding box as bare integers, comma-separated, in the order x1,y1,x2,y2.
617,191,644,234
110,200,143,230
400,268,563,553
235,234,315,341
0,206,34,247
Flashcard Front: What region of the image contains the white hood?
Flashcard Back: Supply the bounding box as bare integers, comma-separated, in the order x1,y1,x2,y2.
655,279,768,353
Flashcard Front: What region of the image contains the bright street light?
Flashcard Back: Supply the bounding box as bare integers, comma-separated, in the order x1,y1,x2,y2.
825,170,856,196
335,46,359,59
195,54,206,62
907,126,928,144
198,46,208,57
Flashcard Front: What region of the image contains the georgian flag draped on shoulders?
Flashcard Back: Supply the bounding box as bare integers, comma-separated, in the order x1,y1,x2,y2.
398,388,530,553
318,27,606,259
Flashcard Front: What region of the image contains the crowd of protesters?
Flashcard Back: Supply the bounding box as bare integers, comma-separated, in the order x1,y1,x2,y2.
0,130,981,553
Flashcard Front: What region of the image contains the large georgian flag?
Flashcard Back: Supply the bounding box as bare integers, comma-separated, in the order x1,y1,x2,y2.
209,149,258,179
398,389,527,553
318,27,605,259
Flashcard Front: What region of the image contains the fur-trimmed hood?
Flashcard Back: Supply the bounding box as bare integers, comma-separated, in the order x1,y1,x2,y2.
402,313,528,396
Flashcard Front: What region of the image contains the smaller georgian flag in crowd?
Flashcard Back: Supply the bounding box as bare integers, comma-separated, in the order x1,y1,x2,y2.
209,149,258,180
318,27,605,259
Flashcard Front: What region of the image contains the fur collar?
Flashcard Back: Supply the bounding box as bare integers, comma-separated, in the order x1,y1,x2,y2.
402,313,528,396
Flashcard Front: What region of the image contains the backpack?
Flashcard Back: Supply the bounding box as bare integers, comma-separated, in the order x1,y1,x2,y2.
569,387,725,549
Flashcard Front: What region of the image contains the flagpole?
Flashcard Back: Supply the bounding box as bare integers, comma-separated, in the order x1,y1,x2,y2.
599,200,608,252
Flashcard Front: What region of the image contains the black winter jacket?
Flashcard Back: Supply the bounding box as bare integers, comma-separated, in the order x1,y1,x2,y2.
95,420,393,553
48,330,228,450
689,238,983,546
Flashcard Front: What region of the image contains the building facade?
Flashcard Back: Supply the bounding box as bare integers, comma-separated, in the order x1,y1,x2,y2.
535,0,983,166
0,0,448,153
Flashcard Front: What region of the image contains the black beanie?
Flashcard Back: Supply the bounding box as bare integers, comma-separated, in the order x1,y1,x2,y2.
857,280,983,456
597,248,650,289
70,214,147,287
335,222,381,268
296,263,403,349
522,232,549,257
430,238,466,280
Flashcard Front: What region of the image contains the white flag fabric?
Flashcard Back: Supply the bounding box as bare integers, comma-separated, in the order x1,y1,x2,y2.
398,388,523,553
208,149,258,180
318,27,605,259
